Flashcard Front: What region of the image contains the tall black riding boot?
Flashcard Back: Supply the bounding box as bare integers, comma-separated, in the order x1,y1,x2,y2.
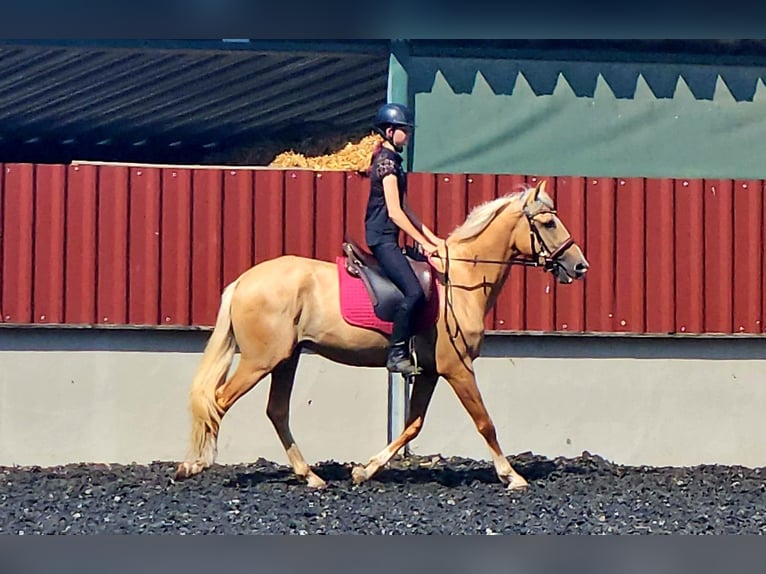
386,340,420,376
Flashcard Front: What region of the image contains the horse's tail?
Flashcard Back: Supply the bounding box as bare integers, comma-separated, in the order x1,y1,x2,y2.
186,279,240,465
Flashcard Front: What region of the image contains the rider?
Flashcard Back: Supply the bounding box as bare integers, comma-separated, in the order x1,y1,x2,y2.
365,102,445,376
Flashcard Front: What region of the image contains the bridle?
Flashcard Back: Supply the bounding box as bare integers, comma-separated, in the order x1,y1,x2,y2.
432,202,575,274
429,202,576,352
518,204,575,272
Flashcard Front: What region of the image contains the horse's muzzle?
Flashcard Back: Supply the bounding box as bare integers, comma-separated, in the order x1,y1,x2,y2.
573,261,589,279
552,260,588,284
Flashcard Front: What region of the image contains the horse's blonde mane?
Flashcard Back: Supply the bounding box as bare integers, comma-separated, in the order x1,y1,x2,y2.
449,184,554,242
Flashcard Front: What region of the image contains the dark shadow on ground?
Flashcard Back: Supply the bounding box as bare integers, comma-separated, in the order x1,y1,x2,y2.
220,453,595,489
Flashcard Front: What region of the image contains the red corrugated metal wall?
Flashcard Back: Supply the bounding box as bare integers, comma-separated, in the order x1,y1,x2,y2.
2,163,765,335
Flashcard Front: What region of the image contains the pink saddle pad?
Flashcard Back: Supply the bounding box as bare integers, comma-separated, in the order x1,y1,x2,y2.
336,257,439,336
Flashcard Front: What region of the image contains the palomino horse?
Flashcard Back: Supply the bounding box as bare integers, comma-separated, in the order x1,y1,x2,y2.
175,179,589,490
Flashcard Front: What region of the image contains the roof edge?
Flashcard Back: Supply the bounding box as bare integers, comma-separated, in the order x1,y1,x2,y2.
0,39,393,57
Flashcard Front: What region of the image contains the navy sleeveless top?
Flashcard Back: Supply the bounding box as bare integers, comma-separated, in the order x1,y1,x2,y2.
365,147,406,247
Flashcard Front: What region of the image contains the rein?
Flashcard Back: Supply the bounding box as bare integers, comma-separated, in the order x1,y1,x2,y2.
430,205,574,348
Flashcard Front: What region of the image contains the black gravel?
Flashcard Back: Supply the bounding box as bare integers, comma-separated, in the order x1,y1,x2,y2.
2,452,765,534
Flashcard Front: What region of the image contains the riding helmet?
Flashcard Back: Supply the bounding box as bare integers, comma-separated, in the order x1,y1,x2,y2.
373,103,415,132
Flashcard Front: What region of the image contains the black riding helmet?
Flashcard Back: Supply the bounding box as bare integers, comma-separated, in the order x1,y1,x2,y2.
374,103,415,133
374,103,415,152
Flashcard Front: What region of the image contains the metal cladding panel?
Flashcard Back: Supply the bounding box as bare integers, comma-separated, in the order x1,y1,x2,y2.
2,163,766,337
584,177,617,332
0,165,4,319
254,170,285,264
407,173,437,240
466,174,499,331
33,165,66,324
674,178,705,334
434,173,467,239
703,179,734,334
553,176,586,333
222,170,255,285
402,173,436,281
495,174,527,331
97,165,129,325
613,178,646,333
315,171,346,263
190,170,223,327
160,168,192,326
763,190,766,334
2,164,34,323
524,175,555,333
128,167,161,325
434,171,468,331
644,178,675,334
344,172,368,247
284,171,316,259
64,164,97,324
733,180,763,333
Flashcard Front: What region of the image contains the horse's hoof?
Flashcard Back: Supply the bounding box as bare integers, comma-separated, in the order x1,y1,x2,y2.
174,460,206,481
506,475,529,491
351,465,368,485
174,462,193,481
306,473,327,489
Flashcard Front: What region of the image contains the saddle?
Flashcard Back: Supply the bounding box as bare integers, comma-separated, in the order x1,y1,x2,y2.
342,238,434,322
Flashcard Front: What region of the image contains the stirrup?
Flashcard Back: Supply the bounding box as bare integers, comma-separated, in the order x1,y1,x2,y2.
386,339,422,376
386,357,422,376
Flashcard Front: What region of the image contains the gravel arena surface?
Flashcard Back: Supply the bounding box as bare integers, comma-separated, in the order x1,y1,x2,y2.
2,452,766,534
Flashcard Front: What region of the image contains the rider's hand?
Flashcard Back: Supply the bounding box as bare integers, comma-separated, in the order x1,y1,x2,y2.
425,239,446,273
430,238,446,256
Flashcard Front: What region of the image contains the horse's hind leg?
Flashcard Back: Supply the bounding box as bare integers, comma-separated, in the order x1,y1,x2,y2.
266,352,327,489
352,373,439,485
176,356,274,480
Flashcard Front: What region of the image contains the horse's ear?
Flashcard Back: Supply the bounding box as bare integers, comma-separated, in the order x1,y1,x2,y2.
525,179,545,205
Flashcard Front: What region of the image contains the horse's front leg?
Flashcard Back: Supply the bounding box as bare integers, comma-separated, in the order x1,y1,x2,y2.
351,373,439,485
443,364,528,490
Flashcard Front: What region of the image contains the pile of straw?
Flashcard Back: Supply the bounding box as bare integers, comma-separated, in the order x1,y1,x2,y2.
268,133,383,171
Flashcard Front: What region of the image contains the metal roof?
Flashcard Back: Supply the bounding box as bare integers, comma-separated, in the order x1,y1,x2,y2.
0,41,390,164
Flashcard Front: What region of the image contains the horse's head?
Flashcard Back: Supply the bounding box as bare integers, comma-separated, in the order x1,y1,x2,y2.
511,180,589,284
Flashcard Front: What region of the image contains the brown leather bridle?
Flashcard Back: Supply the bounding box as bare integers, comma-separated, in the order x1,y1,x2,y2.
432,204,575,274
519,205,575,272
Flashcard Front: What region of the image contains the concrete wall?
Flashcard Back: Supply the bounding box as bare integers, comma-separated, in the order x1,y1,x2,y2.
1,329,765,468
0,329,387,467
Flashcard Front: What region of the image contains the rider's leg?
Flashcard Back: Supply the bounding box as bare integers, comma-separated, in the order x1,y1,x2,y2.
369,242,425,375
